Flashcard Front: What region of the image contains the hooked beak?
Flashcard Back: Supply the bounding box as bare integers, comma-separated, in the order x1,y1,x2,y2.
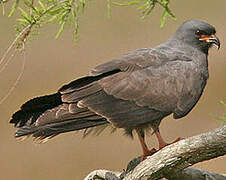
199,34,220,49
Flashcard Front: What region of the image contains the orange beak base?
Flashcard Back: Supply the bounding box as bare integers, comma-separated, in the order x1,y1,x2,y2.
199,34,220,49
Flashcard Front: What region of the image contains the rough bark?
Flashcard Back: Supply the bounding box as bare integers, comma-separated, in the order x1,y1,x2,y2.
83,125,226,180
166,168,226,180
83,168,226,180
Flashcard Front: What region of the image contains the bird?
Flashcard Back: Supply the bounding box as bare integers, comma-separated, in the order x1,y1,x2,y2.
10,20,220,160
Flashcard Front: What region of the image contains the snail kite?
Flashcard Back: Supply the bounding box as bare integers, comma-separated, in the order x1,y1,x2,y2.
10,20,220,159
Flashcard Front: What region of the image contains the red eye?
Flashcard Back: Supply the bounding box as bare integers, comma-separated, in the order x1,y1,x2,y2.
195,30,203,36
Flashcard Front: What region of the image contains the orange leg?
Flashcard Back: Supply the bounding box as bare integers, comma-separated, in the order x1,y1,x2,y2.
155,129,182,150
136,130,157,160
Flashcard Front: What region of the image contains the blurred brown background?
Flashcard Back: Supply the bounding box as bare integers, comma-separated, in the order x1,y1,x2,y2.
0,0,225,179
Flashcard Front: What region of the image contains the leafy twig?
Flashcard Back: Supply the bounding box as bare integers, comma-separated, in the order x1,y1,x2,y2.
113,0,176,27
2,0,175,42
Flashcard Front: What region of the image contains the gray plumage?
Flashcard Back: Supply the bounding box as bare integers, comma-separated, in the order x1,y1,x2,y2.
10,20,220,143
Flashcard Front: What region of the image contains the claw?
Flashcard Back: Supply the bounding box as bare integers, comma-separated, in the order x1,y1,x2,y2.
142,148,157,160
172,137,183,144
155,129,183,150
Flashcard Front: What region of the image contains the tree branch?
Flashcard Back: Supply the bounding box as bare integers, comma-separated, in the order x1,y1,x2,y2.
166,167,226,180
83,125,226,180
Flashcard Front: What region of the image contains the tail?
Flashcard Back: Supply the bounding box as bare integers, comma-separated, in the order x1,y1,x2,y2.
10,92,108,142
14,118,108,143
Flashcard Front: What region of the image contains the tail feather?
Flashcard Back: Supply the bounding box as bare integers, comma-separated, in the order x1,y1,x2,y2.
10,92,62,127
21,92,62,111
15,118,108,142
10,92,109,142
10,110,43,127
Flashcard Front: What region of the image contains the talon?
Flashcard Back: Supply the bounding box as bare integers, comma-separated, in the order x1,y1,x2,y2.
155,129,183,150
160,137,183,149
149,147,157,155
172,137,183,144
142,148,157,160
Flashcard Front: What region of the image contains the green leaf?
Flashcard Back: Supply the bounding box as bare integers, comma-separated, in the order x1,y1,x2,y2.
38,0,46,10
55,21,66,38
8,0,20,17
15,25,22,33
220,100,226,107
17,18,29,24
79,0,86,10
1,1,5,16
46,15,58,23
30,14,37,22
71,9,79,42
31,6,40,15
137,1,149,10
59,10,70,21
18,7,32,23
106,0,111,18
73,21,79,42
23,0,33,8
113,0,141,6
18,7,28,18
160,9,167,28
49,7,64,15
164,6,176,19
71,7,76,19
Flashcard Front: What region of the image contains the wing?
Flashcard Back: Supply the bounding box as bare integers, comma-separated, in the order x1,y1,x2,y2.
90,47,203,120
60,47,194,130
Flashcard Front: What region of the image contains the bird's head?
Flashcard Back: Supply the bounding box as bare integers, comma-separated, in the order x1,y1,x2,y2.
172,20,220,54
